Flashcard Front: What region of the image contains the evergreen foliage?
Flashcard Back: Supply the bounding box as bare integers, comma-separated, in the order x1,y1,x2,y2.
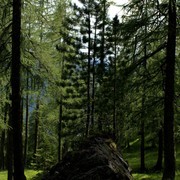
0,0,179,179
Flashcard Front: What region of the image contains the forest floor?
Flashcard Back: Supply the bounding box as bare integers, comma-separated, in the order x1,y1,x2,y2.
0,142,179,179
123,139,180,180
0,169,42,180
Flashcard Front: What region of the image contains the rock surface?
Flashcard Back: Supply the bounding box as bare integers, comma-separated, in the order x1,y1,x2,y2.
43,137,133,180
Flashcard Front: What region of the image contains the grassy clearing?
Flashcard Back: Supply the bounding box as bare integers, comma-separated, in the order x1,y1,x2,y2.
133,173,162,180
133,171,180,180
0,170,42,180
123,140,180,180
0,171,6,180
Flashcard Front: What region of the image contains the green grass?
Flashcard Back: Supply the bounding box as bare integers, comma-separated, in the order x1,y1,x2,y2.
123,140,180,180
0,170,42,180
132,171,180,180
0,171,6,180
133,173,162,180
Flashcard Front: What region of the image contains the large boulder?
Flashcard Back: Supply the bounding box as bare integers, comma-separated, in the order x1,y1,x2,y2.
43,137,133,180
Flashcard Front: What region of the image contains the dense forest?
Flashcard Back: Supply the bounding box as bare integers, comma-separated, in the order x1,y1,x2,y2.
0,0,179,179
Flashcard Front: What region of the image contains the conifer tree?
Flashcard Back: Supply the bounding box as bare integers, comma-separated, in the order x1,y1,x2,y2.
117,0,170,168
11,0,26,179
162,0,176,179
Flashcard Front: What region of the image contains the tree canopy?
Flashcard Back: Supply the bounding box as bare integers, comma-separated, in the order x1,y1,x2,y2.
0,0,179,179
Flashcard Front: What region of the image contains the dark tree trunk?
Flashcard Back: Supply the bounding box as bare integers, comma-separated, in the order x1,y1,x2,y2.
91,13,98,129
97,0,106,132
162,0,176,179
154,127,163,171
24,72,29,166
140,64,146,172
11,0,26,179
58,56,64,162
86,0,91,137
140,1,148,172
112,15,118,139
58,100,63,162
100,0,105,77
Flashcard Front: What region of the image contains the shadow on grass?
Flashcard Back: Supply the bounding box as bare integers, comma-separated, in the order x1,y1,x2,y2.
122,141,180,180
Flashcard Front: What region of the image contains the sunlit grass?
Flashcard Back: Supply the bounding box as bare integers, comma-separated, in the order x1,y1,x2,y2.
133,173,162,180
0,171,6,180
0,170,42,180
25,170,42,179
133,171,180,180
123,139,180,179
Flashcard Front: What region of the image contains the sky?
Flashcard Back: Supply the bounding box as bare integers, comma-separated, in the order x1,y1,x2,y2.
108,0,129,18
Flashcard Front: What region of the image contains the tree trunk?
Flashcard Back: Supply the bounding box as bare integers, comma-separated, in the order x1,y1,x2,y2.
112,15,118,139
86,0,91,137
100,0,105,78
140,0,148,172
24,72,29,166
97,0,106,132
58,100,63,162
11,0,26,179
154,127,163,171
91,13,98,129
162,0,176,179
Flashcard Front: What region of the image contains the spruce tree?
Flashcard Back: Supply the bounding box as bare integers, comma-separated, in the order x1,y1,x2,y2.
11,0,26,179
162,0,176,179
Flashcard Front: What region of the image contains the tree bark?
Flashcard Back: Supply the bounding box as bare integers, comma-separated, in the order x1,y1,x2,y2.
112,15,118,139
97,0,106,132
154,127,163,171
162,0,176,179
91,13,98,129
140,0,148,172
100,0,106,77
86,0,91,137
24,72,29,166
58,100,63,162
11,0,26,179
